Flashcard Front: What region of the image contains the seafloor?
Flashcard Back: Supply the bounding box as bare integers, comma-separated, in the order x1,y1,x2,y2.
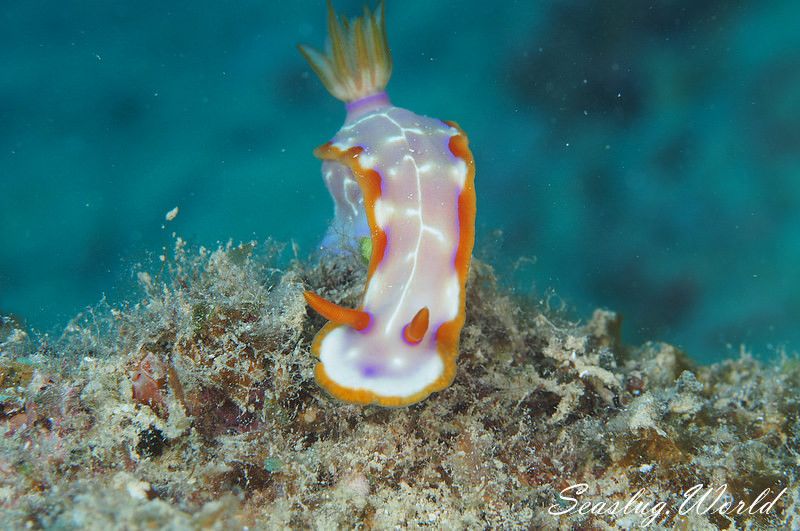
1,240,798,529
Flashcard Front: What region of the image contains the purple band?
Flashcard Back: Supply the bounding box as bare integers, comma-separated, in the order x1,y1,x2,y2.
346,92,390,114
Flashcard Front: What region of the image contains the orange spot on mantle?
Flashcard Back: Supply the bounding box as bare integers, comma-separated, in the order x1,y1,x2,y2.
403,307,430,345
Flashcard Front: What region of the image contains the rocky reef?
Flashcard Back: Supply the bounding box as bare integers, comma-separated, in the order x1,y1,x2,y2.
1,239,797,529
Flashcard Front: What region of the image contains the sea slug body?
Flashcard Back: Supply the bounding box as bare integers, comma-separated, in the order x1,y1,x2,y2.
300,1,476,406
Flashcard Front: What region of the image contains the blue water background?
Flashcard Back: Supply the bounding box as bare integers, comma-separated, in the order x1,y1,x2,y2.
1,1,798,363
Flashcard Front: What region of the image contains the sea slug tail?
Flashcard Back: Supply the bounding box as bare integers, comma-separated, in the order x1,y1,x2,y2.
298,1,392,102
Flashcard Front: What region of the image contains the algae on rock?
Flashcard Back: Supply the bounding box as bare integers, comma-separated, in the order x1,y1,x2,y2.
0,239,797,529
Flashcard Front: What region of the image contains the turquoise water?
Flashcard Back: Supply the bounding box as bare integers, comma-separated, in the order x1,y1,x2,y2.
1,1,798,362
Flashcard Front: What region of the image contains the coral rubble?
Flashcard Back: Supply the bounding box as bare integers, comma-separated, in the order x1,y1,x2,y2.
1,240,797,529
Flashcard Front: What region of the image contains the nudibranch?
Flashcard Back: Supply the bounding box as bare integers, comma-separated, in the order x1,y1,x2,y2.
299,1,476,406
